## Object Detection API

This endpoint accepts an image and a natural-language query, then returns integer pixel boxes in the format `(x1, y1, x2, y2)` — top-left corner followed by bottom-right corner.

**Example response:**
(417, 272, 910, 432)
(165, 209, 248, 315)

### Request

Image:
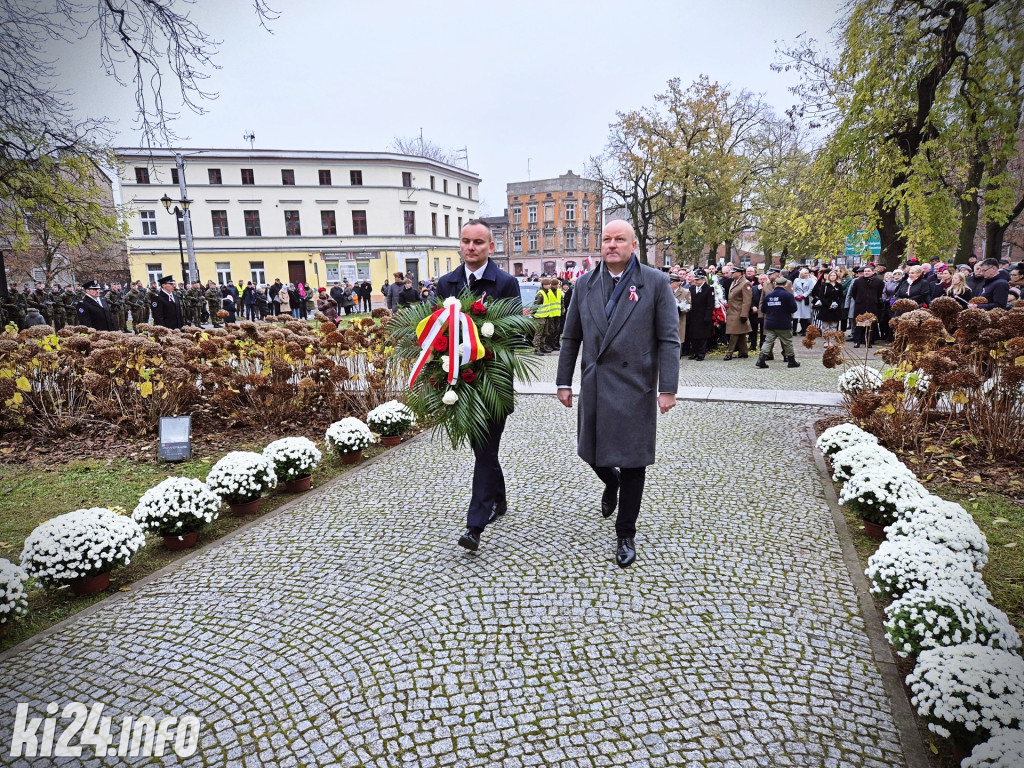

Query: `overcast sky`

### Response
(53, 0, 843, 213)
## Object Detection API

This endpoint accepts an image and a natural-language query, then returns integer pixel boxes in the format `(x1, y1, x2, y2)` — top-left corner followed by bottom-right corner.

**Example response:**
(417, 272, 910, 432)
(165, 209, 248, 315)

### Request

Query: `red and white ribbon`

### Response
(629, 286, 638, 302)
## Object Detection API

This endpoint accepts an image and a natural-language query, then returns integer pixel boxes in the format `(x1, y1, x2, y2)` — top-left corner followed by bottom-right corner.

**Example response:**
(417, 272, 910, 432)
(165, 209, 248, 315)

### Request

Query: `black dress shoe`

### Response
(458, 528, 481, 551)
(487, 500, 507, 524)
(616, 537, 636, 568)
(601, 470, 620, 518)
(723, 355, 733, 361)
(694, 355, 705, 361)
(687, 354, 697, 360)
(738, 353, 749, 359)
(854, 342, 863, 348)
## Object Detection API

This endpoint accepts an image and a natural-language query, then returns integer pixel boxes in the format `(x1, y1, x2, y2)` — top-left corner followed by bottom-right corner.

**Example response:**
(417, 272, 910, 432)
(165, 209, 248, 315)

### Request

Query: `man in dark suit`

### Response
(150, 275, 184, 329)
(686, 269, 715, 360)
(75, 279, 114, 330)
(436, 220, 522, 552)
(849, 265, 884, 347)
(556, 220, 680, 568)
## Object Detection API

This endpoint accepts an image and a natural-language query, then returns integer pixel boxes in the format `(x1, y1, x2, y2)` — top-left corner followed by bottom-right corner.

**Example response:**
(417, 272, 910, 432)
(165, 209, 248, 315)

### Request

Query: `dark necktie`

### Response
(469, 274, 478, 291)
(612, 275, 621, 287)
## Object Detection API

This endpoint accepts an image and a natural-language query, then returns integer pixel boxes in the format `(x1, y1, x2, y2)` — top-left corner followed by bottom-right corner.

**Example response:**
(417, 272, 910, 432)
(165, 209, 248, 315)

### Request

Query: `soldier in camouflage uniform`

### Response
(1, 293, 22, 329)
(104, 283, 127, 332)
(205, 280, 223, 327)
(49, 284, 66, 330)
(125, 281, 146, 331)
(27, 283, 53, 327)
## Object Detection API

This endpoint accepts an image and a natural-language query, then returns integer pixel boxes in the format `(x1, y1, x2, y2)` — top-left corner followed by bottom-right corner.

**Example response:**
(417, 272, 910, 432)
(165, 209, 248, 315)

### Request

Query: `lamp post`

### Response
(160, 194, 192, 283)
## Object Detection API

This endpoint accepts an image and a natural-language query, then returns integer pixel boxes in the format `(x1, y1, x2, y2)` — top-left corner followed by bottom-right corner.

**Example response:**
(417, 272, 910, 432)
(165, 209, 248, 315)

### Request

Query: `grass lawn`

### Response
(0, 439, 386, 653)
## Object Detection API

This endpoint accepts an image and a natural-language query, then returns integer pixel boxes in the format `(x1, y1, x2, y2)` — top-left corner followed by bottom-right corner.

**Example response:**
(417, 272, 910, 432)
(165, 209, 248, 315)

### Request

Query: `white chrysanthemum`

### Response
(963, 730, 1024, 768)
(0, 558, 29, 624)
(830, 442, 901, 483)
(889, 499, 989, 570)
(325, 417, 375, 455)
(442, 389, 458, 405)
(366, 401, 416, 437)
(20, 508, 146, 587)
(443, 297, 460, 308)
(838, 365, 883, 395)
(884, 586, 1020, 658)
(908, 645, 1024, 743)
(205, 451, 277, 505)
(866, 537, 991, 601)
(263, 437, 322, 482)
(132, 477, 221, 536)
(838, 464, 927, 526)
(816, 422, 878, 458)
(481, 322, 495, 338)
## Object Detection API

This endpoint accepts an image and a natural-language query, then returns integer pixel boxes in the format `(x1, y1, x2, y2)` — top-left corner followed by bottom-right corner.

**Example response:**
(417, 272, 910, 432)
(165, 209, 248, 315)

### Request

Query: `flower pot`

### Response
(162, 531, 199, 551)
(340, 450, 363, 465)
(284, 475, 312, 492)
(381, 435, 402, 447)
(71, 571, 110, 596)
(951, 742, 971, 765)
(862, 520, 887, 540)
(229, 498, 261, 517)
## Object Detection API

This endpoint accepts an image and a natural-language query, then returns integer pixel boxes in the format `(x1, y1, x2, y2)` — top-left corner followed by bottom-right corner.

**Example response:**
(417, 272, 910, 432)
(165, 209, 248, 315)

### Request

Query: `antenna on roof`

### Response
(455, 146, 468, 169)
(243, 131, 256, 151)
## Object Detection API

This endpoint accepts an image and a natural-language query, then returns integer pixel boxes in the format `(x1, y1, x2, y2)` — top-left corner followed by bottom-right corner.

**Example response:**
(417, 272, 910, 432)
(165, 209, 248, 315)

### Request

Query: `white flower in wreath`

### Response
(443, 297, 460, 308)
(442, 389, 458, 405)
(441, 357, 450, 373)
(481, 322, 495, 338)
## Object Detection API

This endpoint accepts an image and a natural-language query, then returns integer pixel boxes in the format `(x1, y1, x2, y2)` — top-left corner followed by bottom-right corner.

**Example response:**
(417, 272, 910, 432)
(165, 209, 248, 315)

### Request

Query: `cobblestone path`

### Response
(0, 397, 907, 767)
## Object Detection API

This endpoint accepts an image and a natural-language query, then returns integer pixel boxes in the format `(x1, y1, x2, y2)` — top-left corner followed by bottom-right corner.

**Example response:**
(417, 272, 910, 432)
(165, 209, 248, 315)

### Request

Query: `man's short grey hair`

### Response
(980, 258, 1000, 269)
(462, 219, 492, 240)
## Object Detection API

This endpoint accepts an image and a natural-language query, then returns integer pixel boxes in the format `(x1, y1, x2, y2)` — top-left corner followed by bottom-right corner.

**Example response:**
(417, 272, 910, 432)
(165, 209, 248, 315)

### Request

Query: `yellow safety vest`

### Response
(535, 289, 562, 318)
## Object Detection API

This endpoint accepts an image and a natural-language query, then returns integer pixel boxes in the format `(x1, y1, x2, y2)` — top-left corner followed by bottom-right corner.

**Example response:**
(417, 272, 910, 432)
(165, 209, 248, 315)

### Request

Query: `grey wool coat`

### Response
(556, 262, 680, 468)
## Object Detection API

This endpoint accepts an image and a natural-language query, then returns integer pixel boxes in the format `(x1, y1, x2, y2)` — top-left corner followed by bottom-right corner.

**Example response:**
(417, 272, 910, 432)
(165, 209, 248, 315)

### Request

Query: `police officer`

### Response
(76, 280, 114, 330)
(151, 275, 184, 329)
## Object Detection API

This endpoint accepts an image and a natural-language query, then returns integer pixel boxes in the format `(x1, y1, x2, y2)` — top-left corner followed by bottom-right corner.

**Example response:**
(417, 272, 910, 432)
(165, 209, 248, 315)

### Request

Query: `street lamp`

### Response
(160, 194, 193, 283)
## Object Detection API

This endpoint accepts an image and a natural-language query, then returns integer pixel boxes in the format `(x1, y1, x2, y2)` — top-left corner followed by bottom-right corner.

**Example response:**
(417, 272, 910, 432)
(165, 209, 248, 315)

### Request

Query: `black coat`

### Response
(687, 283, 715, 340)
(814, 281, 845, 322)
(850, 275, 884, 316)
(150, 290, 183, 329)
(896, 278, 932, 308)
(76, 296, 114, 330)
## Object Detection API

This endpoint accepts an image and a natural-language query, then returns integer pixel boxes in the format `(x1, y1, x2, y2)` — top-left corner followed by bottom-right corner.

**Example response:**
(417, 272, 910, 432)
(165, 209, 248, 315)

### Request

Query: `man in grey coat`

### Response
(555, 220, 680, 568)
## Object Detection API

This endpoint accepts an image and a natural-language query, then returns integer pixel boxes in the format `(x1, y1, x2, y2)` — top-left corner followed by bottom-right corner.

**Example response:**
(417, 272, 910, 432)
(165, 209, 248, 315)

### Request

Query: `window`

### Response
(430, 175, 435, 190)
(495, 233, 504, 253)
(544, 203, 554, 225)
(528, 205, 537, 224)
(431, 212, 438, 236)
(528, 233, 538, 252)
(544, 233, 554, 250)
(458, 216, 462, 233)
(281, 169, 295, 185)
(215, 262, 232, 285)
(318, 169, 332, 186)
(434, 257, 440, 277)
(565, 202, 576, 222)
(208, 168, 222, 185)
(171, 168, 179, 184)
(284, 210, 301, 236)
(351, 210, 367, 236)
(566, 232, 576, 250)
(443, 179, 448, 194)
(403, 211, 416, 235)
(350, 170, 363, 186)
(513, 207, 521, 225)
(140, 210, 157, 236)
(244, 210, 261, 237)
(457, 183, 461, 197)
(583, 201, 589, 220)
(402, 172, 412, 187)
(444, 214, 450, 237)
(513, 234, 522, 252)
(321, 210, 337, 236)
(211, 210, 229, 237)
(147, 264, 163, 284)
(468, 186, 473, 200)
(241, 168, 254, 185)
(250, 262, 266, 285)
(134, 167, 150, 184)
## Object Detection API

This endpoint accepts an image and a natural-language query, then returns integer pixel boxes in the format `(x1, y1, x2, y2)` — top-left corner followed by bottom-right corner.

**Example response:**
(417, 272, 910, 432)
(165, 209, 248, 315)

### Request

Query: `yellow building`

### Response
(115, 147, 481, 297)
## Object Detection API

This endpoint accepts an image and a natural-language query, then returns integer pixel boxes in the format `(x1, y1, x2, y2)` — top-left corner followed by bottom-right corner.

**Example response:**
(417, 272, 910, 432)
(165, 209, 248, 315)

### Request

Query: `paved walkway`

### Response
(0, 368, 912, 767)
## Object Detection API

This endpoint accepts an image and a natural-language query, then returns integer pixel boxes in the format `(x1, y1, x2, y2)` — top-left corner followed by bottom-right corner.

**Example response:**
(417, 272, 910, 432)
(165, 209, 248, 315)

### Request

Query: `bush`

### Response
(888, 497, 989, 571)
(20, 508, 146, 587)
(866, 537, 990, 601)
(325, 418, 375, 455)
(131, 477, 222, 536)
(205, 452, 277, 505)
(964, 730, 1024, 768)
(366, 400, 416, 437)
(815, 422, 879, 458)
(0, 559, 29, 626)
(837, 464, 927, 525)
(263, 437, 322, 483)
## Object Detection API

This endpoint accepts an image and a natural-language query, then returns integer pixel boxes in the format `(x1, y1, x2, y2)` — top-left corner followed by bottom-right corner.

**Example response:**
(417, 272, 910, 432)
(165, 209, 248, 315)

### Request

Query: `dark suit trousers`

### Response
(467, 417, 507, 531)
(590, 464, 646, 538)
